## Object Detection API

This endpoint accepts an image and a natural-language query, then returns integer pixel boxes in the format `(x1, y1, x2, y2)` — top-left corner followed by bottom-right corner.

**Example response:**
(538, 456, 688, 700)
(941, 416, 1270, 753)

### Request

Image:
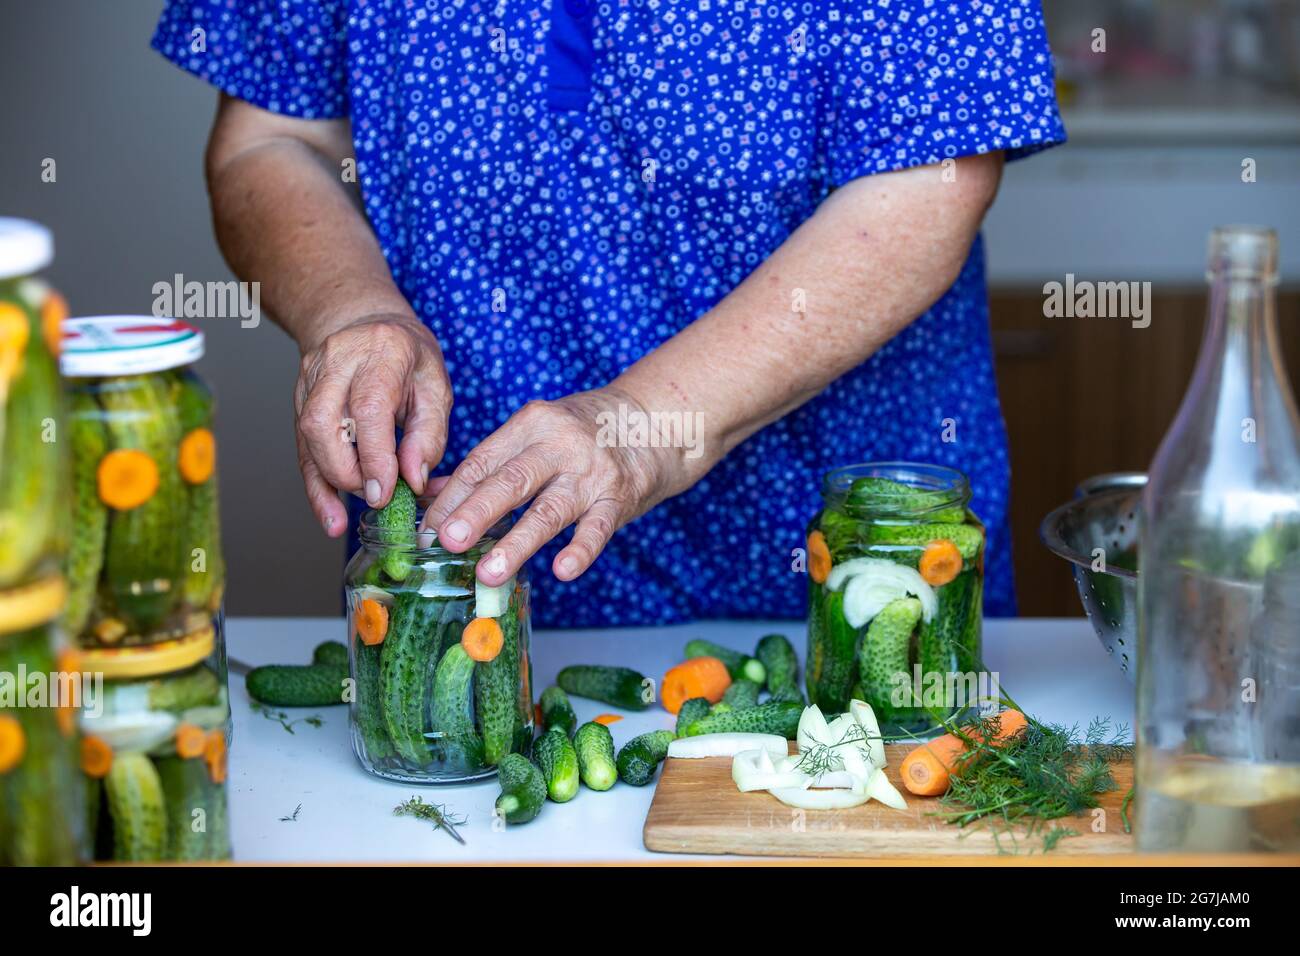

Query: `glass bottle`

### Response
(1137, 226, 1300, 852)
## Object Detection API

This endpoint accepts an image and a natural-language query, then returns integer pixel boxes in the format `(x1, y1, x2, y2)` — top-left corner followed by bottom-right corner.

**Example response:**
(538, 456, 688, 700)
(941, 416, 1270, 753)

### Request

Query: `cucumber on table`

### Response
(674, 697, 711, 737)
(539, 685, 577, 736)
(246, 663, 347, 707)
(532, 727, 580, 802)
(105, 751, 167, 861)
(682, 700, 803, 740)
(375, 479, 417, 582)
(616, 730, 675, 787)
(431, 644, 485, 770)
(557, 664, 650, 711)
(683, 639, 766, 685)
(475, 598, 521, 765)
(495, 753, 546, 825)
(65, 389, 109, 636)
(312, 640, 350, 669)
(574, 721, 617, 791)
(380, 591, 447, 764)
(755, 633, 800, 701)
(713, 678, 761, 713)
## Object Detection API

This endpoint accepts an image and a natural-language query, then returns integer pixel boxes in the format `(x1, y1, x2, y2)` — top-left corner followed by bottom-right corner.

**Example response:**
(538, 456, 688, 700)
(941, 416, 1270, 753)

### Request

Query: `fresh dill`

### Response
(394, 796, 468, 846)
(793, 723, 879, 777)
(251, 701, 324, 734)
(280, 804, 302, 823)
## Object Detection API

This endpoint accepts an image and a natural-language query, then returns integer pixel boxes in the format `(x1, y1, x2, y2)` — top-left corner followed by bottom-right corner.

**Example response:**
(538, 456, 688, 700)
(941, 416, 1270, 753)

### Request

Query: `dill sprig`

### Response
(935, 715, 1132, 853)
(250, 701, 324, 734)
(793, 722, 881, 778)
(394, 796, 468, 846)
(279, 804, 302, 823)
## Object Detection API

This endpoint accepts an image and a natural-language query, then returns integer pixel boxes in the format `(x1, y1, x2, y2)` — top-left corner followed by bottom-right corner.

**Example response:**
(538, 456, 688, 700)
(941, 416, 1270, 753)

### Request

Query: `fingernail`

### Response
(557, 555, 578, 578)
(445, 519, 471, 543)
(323, 515, 335, 533)
(365, 479, 381, 505)
(484, 550, 507, 578)
(420, 462, 430, 486)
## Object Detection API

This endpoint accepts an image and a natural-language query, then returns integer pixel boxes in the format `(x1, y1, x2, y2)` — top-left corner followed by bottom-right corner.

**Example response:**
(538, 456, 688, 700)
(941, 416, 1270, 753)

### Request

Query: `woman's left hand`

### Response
(421, 387, 697, 585)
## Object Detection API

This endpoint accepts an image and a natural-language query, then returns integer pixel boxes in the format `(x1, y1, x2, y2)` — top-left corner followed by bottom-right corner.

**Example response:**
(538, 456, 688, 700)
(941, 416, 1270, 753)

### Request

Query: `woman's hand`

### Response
(294, 312, 452, 536)
(421, 387, 701, 584)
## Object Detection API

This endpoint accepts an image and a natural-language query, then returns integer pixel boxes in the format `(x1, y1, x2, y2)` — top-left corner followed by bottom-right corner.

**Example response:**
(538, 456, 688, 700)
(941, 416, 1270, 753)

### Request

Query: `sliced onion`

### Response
(769, 786, 871, 810)
(849, 699, 887, 770)
(731, 749, 810, 792)
(668, 733, 787, 760)
(864, 767, 909, 811)
(796, 704, 832, 755)
(351, 585, 396, 607)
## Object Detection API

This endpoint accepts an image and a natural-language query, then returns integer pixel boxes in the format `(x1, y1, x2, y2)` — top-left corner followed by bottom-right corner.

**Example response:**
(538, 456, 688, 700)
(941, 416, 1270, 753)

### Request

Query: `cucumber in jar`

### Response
(474, 597, 521, 765)
(156, 755, 218, 861)
(65, 389, 109, 637)
(430, 643, 485, 770)
(174, 372, 224, 613)
(856, 596, 923, 717)
(380, 591, 448, 765)
(104, 750, 167, 862)
(353, 634, 394, 763)
(807, 589, 859, 713)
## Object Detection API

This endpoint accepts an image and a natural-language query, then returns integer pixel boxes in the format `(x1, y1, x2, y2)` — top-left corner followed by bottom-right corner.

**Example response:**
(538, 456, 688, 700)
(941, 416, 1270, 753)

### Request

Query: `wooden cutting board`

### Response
(643, 744, 1135, 858)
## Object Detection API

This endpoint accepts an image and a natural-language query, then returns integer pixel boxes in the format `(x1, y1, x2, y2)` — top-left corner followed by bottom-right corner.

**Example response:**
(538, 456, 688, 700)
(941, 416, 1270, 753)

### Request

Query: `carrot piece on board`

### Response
(178, 427, 216, 484)
(461, 616, 504, 662)
(919, 539, 963, 587)
(96, 448, 159, 510)
(80, 734, 113, 778)
(807, 530, 832, 584)
(0, 715, 26, 774)
(900, 709, 1029, 796)
(355, 598, 389, 646)
(41, 290, 67, 357)
(593, 713, 623, 726)
(175, 723, 207, 759)
(204, 730, 228, 784)
(661, 657, 731, 715)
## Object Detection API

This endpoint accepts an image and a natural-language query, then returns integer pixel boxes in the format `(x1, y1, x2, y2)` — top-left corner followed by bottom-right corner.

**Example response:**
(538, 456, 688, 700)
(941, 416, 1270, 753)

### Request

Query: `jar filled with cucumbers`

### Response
(79, 627, 231, 861)
(59, 316, 225, 650)
(345, 485, 533, 783)
(0, 218, 68, 593)
(805, 462, 985, 735)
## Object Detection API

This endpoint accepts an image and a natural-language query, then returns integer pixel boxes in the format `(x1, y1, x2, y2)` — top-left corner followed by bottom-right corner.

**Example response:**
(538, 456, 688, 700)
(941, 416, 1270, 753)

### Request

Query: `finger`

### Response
(299, 374, 364, 496)
(419, 435, 515, 534)
(347, 371, 401, 508)
(396, 375, 449, 496)
(476, 488, 582, 585)
(553, 498, 622, 580)
(436, 448, 556, 552)
(296, 428, 349, 536)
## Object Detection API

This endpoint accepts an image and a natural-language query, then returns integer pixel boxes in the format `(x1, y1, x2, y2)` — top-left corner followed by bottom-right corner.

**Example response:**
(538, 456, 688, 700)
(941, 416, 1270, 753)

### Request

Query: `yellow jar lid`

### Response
(79, 624, 215, 679)
(0, 574, 67, 636)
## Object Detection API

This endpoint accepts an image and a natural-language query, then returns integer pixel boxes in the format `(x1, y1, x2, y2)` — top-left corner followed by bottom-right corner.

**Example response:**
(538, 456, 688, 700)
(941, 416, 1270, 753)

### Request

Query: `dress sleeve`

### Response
(151, 0, 349, 119)
(828, 0, 1067, 185)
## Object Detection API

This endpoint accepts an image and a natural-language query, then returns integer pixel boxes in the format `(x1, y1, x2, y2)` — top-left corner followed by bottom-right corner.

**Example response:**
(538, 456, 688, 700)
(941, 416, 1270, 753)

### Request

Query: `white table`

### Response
(225, 617, 1134, 862)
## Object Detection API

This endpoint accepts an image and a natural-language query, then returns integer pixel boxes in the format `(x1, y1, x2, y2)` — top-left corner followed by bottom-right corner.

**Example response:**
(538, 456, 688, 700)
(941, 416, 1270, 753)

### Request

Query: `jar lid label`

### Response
(60, 315, 205, 377)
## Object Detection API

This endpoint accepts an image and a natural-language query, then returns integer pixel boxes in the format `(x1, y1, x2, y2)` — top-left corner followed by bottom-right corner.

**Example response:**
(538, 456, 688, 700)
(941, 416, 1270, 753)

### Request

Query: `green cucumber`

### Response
(755, 633, 799, 700)
(495, 753, 546, 825)
(683, 639, 766, 685)
(206, 777, 231, 860)
(574, 721, 617, 791)
(148, 666, 222, 712)
(959, 572, 983, 675)
(808, 589, 859, 713)
(105, 751, 167, 861)
(353, 638, 393, 763)
(380, 591, 447, 764)
(917, 572, 975, 710)
(616, 730, 675, 786)
(246, 663, 347, 707)
(674, 697, 711, 737)
(683, 700, 803, 740)
(845, 477, 967, 523)
(532, 727, 580, 802)
(312, 640, 350, 668)
(156, 755, 219, 861)
(863, 522, 983, 563)
(475, 598, 521, 765)
(431, 643, 484, 769)
(539, 685, 577, 736)
(713, 678, 761, 713)
(557, 665, 650, 711)
(100, 375, 184, 635)
(175, 372, 224, 611)
(375, 479, 417, 582)
(65, 389, 109, 636)
(858, 597, 923, 714)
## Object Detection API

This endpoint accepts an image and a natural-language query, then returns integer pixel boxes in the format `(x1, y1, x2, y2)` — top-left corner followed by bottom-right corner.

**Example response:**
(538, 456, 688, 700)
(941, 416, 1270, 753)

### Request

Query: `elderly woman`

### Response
(154, 0, 1065, 626)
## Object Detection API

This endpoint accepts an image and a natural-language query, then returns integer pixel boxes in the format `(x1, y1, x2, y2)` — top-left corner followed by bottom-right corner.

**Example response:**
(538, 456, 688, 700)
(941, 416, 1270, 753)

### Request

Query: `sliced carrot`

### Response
(461, 616, 504, 662)
(204, 730, 228, 784)
(593, 713, 623, 726)
(900, 709, 1029, 796)
(56, 704, 76, 738)
(80, 734, 113, 778)
(0, 715, 26, 774)
(40, 290, 67, 357)
(96, 448, 159, 510)
(661, 656, 731, 715)
(355, 598, 389, 646)
(175, 723, 207, 759)
(919, 539, 963, 587)
(178, 427, 216, 484)
(534, 703, 544, 727)
(0, 302, 30, 384)
(56, 648, 82, 734)
(807, 529, 832, 584)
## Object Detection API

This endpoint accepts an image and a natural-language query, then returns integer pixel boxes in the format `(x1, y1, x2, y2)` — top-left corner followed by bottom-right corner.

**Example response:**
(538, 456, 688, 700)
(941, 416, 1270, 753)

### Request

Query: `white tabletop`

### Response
(224, 616, 1134, 862)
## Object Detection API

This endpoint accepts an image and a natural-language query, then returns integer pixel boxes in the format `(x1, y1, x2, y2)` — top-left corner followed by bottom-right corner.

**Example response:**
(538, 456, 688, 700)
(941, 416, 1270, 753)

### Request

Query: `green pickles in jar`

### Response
(806, 465, 985, 734)
(346, 483, 533, 783)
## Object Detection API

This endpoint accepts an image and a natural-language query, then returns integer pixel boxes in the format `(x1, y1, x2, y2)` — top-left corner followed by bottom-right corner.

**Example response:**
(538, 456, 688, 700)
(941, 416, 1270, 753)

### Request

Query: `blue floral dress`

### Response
(155, 0, 1067, 627)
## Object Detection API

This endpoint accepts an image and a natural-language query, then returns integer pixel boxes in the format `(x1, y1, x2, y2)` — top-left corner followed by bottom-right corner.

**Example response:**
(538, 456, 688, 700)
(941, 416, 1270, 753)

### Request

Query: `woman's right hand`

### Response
(293, 312, 453, 536)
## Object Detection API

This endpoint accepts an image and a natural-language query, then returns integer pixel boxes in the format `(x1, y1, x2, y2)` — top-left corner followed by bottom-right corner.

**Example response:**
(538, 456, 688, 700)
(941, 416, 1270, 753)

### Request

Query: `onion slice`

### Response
(731, 749, 809, 792)
(668, 733, 788, 760)
(769, 786, 871, 810)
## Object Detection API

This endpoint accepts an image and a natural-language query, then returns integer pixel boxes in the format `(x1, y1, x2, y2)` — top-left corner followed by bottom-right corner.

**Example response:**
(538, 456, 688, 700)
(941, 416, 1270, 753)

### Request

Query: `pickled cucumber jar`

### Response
(79, 627, 232, 860)
(0, 217, 68, 592)
(345, 510, 533, 783)
(59, 316, 225, 649)
(805, 463, 986, 735)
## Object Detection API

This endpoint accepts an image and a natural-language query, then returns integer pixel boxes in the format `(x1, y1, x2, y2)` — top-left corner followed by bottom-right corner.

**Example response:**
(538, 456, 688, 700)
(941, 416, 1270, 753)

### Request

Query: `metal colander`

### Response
(1039, 472, 1146, 682)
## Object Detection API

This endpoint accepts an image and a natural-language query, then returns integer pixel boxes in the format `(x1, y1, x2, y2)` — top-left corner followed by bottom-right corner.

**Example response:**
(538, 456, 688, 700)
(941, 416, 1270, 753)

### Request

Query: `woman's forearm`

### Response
(613, 154, 1005, 489)
(204, 94, 414, 350)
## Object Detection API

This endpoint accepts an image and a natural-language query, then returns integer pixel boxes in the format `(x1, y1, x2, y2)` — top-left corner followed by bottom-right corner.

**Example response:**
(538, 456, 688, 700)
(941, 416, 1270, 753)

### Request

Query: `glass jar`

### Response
(0, 613, 86, 865)
(59, 316, 225, 649)
(345, 511, 533, 783)
(79, 627, 232, 860)
(0, 218, 68, 592)
(806, 462, 986, 735)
